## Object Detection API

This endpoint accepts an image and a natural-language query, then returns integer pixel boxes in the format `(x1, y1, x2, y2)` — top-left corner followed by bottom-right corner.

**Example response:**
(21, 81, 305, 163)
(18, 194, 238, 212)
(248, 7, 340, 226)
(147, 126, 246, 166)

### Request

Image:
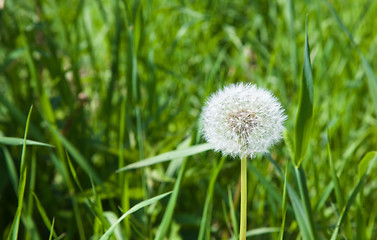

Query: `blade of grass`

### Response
(32, 193, 57, 238)
(119, 94, 131, 237)
(117, 143, 212, 171)
(3, 147, 18, 194)
(313, 182, 334, 213)
(66, 151, 84, 192)
(278, 164, 288, 240)
(48, 217, 55, 240)
(198, 156, 226, 240)
(66, 153, 110, 237)
(103, 212, 125, 240)
(103, 0, 121, 132)
(7, 105, 33, 240)
(100, 191, 172, 240)
(327, 141, 345, 209)
(294, 166, 317, 240)
(228, 186, 239, 239)
(89, 176, 110, 232)
(266, 154, 314, 240)
(25, 147, 37, 240)
(294, 15, 314, 167)
(154, 159, 187, 240)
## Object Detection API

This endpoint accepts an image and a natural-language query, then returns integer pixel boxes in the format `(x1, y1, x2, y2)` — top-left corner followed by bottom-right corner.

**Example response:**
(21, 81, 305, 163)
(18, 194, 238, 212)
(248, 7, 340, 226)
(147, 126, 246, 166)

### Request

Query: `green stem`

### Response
(240, 155, 248, 240)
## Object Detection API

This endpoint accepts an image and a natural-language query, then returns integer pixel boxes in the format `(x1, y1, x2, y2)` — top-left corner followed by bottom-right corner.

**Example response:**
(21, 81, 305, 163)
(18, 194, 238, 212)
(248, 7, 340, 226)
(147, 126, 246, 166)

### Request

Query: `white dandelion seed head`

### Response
(200, 83, 287, 158)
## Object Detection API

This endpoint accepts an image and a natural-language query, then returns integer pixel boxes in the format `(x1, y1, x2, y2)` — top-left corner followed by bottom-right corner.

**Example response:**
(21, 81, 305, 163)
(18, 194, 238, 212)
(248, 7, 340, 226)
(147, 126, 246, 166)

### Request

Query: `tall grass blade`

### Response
(278, 165, 288, 240)
(154, 159, 187, 240)
(66, 152, 84, 192)
(294, 16, 314, 166)
(228, 187, 239, 239)
(25, 148, 37, 240)
(3, 147, 18, 194)
(294, 166, 317, 240)
(100, 191, 172, 240)
(327, 142, 345, 209)
(32, 193, 57, 238)
(198, 156, 226, 240)
(6, 105, 33, 240)
(48, 217, 55, 240)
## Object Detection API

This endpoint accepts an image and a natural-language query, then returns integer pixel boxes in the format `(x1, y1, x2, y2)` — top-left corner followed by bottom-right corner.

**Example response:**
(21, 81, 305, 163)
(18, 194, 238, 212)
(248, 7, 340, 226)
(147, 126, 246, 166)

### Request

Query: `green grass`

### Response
(1, 0, 377, 239)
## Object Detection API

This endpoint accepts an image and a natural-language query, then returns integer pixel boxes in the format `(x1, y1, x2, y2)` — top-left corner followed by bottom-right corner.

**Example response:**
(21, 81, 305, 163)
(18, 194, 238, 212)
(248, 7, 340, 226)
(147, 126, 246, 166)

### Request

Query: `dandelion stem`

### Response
(240, 155, 247, 240)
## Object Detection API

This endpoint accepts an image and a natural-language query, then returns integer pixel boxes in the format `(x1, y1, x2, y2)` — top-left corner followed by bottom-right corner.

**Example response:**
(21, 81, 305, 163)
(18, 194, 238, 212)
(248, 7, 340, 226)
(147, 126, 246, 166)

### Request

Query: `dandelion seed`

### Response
(200, 83, 287, 158)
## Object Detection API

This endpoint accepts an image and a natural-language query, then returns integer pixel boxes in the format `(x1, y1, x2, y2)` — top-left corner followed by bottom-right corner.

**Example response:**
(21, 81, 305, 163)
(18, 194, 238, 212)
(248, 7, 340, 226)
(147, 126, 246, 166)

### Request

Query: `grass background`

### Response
(1, 0, 377, 239)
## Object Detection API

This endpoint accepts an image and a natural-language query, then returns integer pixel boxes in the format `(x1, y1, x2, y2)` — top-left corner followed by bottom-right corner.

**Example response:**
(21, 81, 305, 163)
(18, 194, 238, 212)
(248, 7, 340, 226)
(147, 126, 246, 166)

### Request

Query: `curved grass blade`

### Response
(103, 212, 124, 240)
(0, 137, 54, 147)
(294, 16, 314, 167)
(117, 143, 212, 171)
(33, 193, 57, 238)
(100, 191, 172, 240)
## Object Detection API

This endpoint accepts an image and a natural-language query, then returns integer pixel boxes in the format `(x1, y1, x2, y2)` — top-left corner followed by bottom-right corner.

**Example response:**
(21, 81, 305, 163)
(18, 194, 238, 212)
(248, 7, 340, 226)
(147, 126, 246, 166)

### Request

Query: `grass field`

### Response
(1, 0, 377, 239)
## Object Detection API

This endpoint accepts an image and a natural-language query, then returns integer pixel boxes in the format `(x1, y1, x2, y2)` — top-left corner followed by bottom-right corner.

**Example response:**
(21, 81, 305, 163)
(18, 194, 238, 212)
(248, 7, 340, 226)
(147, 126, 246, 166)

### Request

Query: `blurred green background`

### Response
(1, 0, 377, 239)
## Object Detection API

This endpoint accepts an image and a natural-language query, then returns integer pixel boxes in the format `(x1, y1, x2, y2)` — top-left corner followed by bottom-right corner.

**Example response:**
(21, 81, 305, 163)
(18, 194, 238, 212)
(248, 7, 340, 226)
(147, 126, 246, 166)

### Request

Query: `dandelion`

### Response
(201, 83, 286, 158)
(200, 83, 286, 240)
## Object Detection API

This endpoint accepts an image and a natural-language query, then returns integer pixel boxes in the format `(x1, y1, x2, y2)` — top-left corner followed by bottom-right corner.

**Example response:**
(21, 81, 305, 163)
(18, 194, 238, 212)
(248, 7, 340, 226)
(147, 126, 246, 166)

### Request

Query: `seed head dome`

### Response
(200, 83, 287, 158)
